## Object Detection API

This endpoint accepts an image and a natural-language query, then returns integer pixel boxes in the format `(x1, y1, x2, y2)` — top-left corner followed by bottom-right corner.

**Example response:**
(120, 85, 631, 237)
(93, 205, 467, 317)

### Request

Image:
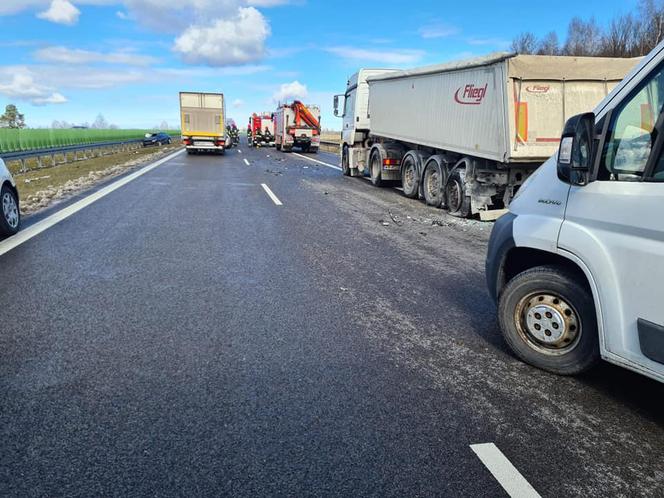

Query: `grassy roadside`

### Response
(13, 143, 182, 215)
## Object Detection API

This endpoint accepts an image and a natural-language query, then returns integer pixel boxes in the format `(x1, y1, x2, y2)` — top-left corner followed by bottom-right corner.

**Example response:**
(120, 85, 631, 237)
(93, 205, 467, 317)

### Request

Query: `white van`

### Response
(0, 158, 20, 238)
(486, 41, 664, 383)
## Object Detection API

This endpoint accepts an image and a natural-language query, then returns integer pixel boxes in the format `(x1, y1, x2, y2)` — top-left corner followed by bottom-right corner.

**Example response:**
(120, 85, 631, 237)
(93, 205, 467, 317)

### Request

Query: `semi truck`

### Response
(274, 101, 321, 153)
(334, 53, 640, 218)
(179, 92, 227, 155)
(486, 40, 664, 383)
(248, 112, 275, 147)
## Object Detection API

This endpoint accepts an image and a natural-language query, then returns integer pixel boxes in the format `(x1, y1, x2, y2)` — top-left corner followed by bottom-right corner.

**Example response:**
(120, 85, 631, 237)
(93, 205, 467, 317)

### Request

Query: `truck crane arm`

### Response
(292, 100, 320, 130)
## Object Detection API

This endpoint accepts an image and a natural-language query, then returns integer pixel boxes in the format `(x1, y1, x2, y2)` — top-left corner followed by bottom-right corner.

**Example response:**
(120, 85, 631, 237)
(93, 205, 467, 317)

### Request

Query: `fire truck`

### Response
(247, 113, 275, 147)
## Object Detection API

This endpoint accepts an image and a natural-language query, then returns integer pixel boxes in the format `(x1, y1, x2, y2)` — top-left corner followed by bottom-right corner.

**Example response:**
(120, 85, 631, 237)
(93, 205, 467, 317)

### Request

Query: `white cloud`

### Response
(34, 92, 68, 105)
(173, 7, 270, 66)
(232, 99, 244, 108)
(34, 46, 159, 66)
(37, 0, 80, 25)
(326, 46, 425, 65)
(418, 22, 459, 39)
(467, 37, 510, 48)
(273, 80, 308, 102)
(0, 72, 67, 105)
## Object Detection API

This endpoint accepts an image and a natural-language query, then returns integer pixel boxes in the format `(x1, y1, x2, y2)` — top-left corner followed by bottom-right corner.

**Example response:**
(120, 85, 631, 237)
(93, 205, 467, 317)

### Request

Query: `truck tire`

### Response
(422, 156, 446, 207)
(369, 149, 384, 187)
(342, 146, 351, 176)
(310, 147, 319, 154)
(276, 143, 282, 151)
(0, 183, 20, 237)
(498, 265, 600, 375)
(446, 167, 471, 218)
(401, 151, 422, 198)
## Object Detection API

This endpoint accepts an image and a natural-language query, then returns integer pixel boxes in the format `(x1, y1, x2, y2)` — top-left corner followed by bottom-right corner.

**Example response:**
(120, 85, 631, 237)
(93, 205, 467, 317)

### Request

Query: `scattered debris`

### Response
(265, 168, 283, 176)
(388, 209, 404, 226)
(24, 175, 51, 184)
(379, 219, 390, 226)
(419, 231, 428, 236)
(340, 287, 349, 292)
(431, 219, 449, 227)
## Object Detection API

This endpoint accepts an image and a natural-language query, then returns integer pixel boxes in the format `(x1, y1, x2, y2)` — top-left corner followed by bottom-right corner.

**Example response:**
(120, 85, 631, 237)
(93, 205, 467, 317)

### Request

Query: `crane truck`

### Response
(274, 101, 321, 153)
(334, 53, 640, 218)
(180, 92, 227, 155)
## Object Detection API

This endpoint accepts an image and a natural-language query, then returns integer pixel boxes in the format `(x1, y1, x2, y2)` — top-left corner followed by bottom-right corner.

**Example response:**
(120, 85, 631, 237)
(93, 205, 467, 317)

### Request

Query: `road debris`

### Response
(389, 210, 404, 226)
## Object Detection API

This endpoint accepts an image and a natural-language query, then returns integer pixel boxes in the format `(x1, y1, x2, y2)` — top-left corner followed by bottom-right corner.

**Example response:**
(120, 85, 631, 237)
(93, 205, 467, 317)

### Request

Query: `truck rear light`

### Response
(383, 158, 400, 167)
(214, 139, 225, 146)
(183, 138, 192, 145)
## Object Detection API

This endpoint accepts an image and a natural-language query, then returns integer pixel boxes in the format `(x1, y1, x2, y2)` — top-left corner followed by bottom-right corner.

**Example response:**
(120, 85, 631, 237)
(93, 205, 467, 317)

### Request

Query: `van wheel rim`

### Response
(2, 192, 19, 229)
(515, 293, 581, 355)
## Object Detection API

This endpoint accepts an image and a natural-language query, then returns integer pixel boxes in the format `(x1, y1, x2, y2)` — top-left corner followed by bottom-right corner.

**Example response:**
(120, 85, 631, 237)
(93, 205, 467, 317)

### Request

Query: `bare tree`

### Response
(537, 32, 560, 55)
(602, 14, 638, 57)
(563, 17, 604, 56)
(511, 32, 538, 54)
(92, 114, 109, 129)
(636, 0, 664, 54)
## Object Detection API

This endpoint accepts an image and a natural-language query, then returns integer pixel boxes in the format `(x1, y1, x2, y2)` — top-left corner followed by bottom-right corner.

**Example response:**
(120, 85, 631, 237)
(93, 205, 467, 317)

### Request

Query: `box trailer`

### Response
(180, 92, 227, 155)
(334, 53, 639, 218)
(274, 101, 321, 153)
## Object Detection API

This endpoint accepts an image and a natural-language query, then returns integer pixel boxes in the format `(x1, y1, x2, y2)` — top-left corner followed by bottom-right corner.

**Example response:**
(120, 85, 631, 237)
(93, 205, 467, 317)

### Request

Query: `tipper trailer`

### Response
(334, 53, 640, 218)
(274, 101, 321, 153)
(180, 92, 228, 154)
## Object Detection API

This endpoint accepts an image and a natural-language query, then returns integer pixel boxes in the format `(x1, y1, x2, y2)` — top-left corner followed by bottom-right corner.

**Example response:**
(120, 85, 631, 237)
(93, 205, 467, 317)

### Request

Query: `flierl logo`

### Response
(454, 83, 488, 105)
(526, 84, 550, 94)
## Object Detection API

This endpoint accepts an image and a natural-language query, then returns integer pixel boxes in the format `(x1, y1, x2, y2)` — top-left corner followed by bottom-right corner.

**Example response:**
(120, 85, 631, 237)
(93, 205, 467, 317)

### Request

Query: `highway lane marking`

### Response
(261, 183, 283, 206)
(243, 158, 250, 166)
(292, 152, 341, 171)
(0, 148, 185, 258)
(238, 149, 242, 153)
(470, 443, 541, 498)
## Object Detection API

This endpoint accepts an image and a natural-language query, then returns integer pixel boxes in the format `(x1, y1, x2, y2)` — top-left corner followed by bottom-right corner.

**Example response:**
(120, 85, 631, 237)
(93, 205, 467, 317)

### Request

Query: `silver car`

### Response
(0, 158, 20, 237)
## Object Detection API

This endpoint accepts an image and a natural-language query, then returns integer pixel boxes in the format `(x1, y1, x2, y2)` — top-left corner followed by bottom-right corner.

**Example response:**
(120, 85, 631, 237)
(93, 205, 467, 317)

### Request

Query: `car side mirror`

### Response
(557, 112, 596, 185)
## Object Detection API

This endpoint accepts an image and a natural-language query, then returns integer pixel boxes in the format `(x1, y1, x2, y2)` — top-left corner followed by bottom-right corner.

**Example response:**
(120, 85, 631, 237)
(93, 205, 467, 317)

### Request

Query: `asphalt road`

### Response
(1, 141, 663, 497)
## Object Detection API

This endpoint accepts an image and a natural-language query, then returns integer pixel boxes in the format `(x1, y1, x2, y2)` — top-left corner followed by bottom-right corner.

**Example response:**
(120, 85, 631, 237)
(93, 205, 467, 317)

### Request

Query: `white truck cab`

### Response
(486, 41, 664, 382)
(0, 157, 20, 238)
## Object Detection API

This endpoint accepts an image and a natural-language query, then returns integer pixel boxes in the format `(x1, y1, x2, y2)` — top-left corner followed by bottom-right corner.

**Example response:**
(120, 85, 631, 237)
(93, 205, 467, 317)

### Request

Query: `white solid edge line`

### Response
(261, 183, 283, 206)
(292, 152, 341, 171)
(244, 158, 250, 166)
(0, 148, 186, 258)
(470, 444, 541, 498)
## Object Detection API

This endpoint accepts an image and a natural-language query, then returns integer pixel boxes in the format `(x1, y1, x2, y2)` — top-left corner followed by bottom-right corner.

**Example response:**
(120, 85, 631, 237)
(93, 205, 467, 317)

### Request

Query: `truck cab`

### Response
(334, 69, 398, 175)
(486, 41, 664, 383)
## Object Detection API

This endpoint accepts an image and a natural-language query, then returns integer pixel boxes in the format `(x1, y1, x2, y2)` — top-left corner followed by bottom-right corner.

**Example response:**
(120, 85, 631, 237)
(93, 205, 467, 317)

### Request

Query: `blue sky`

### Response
(0, 0, 639, 130)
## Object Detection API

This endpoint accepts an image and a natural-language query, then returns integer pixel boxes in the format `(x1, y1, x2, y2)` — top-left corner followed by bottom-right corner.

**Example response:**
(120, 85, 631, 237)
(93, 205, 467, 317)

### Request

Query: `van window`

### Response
(600, 65, 664, 181)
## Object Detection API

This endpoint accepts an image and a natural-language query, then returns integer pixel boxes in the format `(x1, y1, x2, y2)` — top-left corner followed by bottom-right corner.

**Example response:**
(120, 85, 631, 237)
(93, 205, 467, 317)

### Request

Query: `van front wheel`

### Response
(498, 265, 599, 375)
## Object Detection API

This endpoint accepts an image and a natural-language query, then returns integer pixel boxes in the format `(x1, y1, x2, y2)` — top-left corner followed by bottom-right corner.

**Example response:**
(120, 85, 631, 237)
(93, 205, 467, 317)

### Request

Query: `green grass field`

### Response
(0, 129, 181, 153)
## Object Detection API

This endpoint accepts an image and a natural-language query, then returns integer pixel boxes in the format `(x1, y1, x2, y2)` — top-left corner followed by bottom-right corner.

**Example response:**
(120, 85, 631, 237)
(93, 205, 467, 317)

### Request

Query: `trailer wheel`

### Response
(401, 151, 421, 198)
(446, 168, 471, 218)
(498, 265, 600, 375)
(422, 157, 446, 207)
(369, 149, 384, 187)
(276, 143, 282, 151)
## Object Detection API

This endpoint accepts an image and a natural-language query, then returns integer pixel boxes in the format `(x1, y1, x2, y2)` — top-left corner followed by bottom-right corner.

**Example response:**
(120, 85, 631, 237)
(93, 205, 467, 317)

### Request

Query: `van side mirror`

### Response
(557, 112, 596, 185)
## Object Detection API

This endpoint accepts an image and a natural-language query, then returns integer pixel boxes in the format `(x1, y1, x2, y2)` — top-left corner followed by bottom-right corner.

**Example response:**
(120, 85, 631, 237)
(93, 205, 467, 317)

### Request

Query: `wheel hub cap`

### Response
(2, 192, 18, 229)
(517, 293, 580, 353)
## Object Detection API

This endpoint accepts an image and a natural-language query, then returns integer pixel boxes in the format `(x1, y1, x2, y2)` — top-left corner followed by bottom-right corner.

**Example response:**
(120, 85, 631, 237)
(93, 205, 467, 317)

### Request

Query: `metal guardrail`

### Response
(319, 139, 340, 153)
(0, 139, 144, 161)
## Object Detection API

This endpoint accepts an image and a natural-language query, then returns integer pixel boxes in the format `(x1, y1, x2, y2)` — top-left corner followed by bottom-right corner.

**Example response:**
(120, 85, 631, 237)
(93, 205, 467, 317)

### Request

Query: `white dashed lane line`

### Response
(238, 149, 242, 153)
(243, 158, 250, 166)
(292, 152, 341, 171)
(470, 443, 541, 498)
(261, 184, 283, 206)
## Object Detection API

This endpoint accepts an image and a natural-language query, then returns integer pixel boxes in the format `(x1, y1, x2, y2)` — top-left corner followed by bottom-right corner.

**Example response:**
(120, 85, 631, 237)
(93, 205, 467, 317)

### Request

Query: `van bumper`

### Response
(485, 212, 517, 304)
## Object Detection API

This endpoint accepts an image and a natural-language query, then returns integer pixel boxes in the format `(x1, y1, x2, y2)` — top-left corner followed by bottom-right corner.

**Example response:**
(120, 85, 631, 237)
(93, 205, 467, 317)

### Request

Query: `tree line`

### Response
(512, 0, 664, 57)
